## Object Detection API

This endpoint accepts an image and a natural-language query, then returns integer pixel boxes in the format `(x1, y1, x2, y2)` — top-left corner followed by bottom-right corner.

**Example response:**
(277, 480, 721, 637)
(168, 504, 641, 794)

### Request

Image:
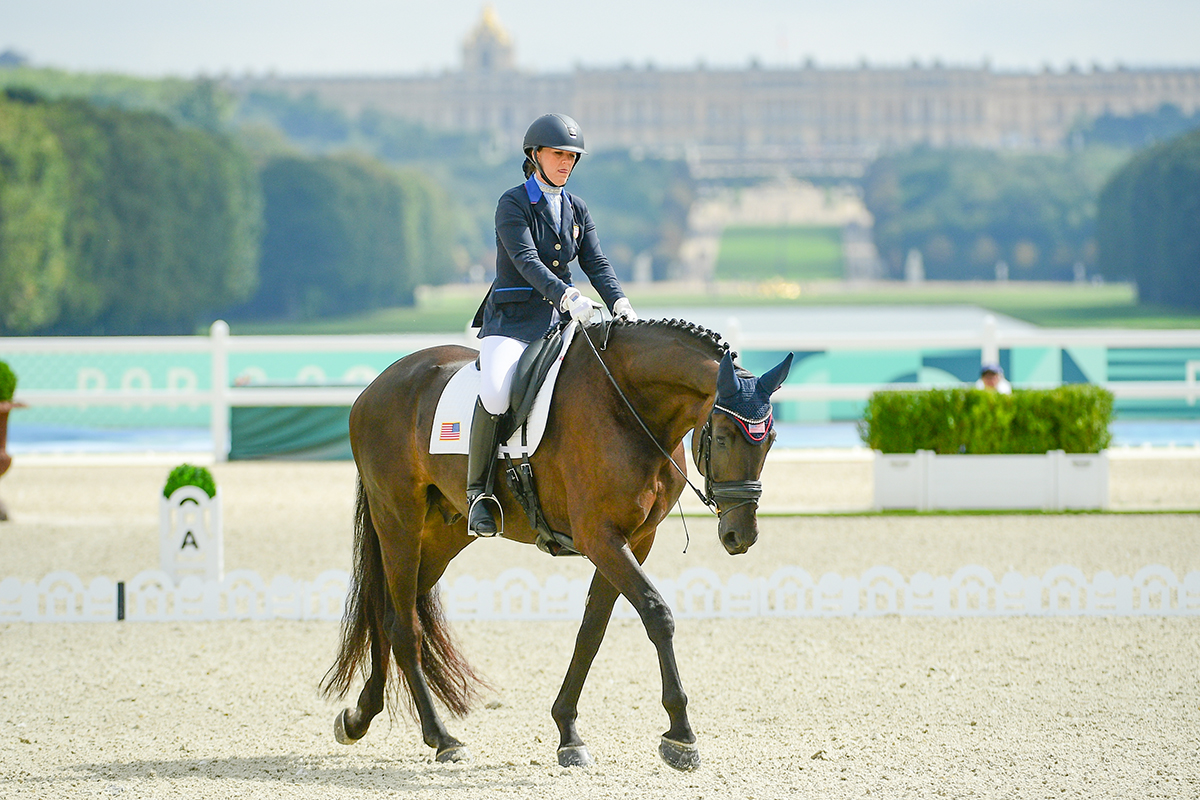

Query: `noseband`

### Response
(695, 409, 765, 518)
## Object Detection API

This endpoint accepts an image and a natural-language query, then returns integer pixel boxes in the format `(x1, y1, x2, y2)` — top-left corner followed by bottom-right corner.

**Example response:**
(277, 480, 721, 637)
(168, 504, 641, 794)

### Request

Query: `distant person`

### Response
(465, 113, 637, 536)
(975, 363, 1012, 394)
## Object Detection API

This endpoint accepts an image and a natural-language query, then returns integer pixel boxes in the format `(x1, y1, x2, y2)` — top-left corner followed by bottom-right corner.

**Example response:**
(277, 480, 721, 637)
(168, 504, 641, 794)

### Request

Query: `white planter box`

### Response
(160, 486, 223, 582)
(874, 450, 1109, 511)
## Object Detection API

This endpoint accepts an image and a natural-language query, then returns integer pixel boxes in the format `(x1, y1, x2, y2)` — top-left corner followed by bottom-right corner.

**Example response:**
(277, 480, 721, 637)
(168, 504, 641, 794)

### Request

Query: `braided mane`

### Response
(612, 317, 732, 360)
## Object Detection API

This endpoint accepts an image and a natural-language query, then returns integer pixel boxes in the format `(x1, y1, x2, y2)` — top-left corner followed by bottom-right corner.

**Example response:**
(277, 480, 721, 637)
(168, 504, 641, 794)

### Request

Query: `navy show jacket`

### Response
(474, 176, 626, 342)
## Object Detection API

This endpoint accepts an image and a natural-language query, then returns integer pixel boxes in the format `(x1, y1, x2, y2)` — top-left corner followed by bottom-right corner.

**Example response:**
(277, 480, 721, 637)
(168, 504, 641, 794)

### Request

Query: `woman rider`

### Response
(466, 113, 638, 536)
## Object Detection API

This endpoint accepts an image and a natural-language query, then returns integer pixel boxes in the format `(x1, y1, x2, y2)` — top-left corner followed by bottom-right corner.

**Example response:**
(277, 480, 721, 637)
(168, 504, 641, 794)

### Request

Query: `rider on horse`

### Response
(467, 113, 638, 537)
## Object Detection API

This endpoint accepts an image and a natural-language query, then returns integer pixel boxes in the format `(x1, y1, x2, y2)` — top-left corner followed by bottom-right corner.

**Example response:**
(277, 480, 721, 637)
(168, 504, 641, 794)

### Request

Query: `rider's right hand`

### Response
(560, 287, 594, 323)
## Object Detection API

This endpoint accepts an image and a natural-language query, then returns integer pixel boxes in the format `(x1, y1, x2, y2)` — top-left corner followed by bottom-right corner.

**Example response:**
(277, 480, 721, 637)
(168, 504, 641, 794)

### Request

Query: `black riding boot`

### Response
(466, 398, 504, 536)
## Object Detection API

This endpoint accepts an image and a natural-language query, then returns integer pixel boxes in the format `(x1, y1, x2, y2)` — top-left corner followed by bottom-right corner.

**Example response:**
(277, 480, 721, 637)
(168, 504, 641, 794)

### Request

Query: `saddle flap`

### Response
(504, 325, 566, 440)
(428, 323, 577, 458)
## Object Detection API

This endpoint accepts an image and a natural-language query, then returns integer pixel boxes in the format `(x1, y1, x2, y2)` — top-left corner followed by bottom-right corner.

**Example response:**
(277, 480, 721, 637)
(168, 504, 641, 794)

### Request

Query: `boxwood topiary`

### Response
(858, 384, 1114, 454)
(163, 463, 217, 499)
(0, 360, 16, 403)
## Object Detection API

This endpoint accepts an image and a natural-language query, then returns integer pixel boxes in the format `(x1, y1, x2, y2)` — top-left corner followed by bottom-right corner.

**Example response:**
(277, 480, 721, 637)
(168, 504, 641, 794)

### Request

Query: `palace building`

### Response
(234, 7, 1200, 177)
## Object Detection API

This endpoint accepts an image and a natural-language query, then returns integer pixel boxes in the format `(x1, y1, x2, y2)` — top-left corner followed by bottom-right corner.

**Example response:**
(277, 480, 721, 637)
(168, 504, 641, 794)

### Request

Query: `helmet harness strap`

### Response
(528, 146, 574, 188)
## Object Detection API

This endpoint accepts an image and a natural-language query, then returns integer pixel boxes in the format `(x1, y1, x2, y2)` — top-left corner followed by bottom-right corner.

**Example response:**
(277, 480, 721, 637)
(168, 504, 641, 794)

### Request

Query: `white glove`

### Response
(613, 297, 638, 322)
(560, 287, 594, 323)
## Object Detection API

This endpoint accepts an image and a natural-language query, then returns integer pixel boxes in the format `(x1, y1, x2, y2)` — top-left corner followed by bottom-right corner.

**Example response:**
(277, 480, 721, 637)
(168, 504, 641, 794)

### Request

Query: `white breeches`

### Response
(478, 335, 530, 415)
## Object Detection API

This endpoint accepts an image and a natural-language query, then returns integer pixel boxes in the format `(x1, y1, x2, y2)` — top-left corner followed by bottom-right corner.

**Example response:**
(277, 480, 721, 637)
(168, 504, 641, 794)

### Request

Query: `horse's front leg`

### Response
(551, 569, 621, 767)
(580, 530, 700, 772)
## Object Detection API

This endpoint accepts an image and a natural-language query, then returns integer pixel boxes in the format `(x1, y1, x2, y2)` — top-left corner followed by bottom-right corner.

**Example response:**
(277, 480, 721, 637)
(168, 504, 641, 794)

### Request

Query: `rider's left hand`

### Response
(613, 298, 638, 322)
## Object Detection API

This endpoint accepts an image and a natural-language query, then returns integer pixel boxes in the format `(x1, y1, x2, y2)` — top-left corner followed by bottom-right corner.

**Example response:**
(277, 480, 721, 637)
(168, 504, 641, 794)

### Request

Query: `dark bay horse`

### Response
(322, 318, 793, 770)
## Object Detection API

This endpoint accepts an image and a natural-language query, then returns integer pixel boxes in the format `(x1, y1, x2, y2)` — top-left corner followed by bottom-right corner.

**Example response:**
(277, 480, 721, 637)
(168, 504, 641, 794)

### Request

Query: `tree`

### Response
(240, 154, 450, 320)
(1096, 129, 1200, 310)
(0, 67, 236, 133)
(571, 151, 694, 280)
(1078, 104, 1200, 149)
(863, 147, 1124, 281)
(230, 90, 695, 281)
(40, 99, 261, 333)
(0, 92, 71, 332)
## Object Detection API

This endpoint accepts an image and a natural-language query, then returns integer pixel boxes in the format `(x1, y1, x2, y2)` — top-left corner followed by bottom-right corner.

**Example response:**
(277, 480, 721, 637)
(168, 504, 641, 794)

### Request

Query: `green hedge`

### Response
(0, 360, 15, 402)
(163, 463, 217, 499)
(857, 385, 1114, 454)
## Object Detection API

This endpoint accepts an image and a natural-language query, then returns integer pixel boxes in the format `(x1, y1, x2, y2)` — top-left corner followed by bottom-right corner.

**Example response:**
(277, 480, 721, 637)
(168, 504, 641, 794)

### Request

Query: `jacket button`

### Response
(552, 260, 559, 266)
(554, 243, 561, 250)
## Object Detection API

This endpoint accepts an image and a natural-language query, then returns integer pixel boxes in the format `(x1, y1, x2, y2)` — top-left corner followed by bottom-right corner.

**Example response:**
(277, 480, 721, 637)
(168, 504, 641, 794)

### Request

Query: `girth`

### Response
(502, 455, 582, 557)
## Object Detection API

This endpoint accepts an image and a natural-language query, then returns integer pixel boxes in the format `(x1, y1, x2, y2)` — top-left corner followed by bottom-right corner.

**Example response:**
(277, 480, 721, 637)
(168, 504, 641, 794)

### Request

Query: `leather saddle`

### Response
(485, 322, 582, 558)
(501, 325, 565, 444)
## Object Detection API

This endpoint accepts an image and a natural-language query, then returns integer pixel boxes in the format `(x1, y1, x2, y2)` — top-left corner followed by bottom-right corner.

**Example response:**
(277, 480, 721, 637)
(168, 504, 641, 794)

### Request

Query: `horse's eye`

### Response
(715, 436, 728, 448)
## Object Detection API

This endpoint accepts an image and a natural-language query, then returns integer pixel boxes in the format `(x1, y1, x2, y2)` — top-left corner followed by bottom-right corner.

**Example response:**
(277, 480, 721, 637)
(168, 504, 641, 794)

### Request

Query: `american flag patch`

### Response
(733, 413, 772, 442)
(440, 422, 461, 441)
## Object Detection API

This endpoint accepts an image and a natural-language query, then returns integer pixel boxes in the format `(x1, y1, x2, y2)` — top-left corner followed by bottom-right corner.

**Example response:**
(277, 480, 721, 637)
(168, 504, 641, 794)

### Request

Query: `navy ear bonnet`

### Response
(714, 352, 794, 443)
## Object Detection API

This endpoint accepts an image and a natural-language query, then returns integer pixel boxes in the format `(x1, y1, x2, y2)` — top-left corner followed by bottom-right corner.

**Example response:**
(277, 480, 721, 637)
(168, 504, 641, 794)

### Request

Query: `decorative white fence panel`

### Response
(3, 565, 1198, 622)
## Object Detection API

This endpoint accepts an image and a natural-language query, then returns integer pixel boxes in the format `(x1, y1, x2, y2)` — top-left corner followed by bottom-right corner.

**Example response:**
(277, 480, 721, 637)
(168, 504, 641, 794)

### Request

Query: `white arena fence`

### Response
(4, 565, 1198, 623)
(4, 319, 1200, 460)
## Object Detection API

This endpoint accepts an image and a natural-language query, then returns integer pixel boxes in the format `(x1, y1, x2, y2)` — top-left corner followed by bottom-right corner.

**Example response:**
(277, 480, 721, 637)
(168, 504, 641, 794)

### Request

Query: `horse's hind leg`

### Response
(377, 497, 476, 762)
(335, 625, 390, 744)
(385, 611, 467, 762)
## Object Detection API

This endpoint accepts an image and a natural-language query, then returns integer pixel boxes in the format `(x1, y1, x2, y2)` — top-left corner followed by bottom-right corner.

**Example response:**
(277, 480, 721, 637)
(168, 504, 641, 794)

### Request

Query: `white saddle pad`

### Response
(428, 323, 577, 458)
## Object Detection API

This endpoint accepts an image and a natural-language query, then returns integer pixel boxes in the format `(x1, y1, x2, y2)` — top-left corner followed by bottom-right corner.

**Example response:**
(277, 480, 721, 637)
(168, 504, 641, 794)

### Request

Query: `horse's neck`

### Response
(607, 333, 717, 446)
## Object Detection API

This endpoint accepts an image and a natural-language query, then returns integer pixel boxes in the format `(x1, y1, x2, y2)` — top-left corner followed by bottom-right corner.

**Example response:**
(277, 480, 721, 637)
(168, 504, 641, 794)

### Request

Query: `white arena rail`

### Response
(5, 318, 1200, 460)
(4, 321, 476, 459)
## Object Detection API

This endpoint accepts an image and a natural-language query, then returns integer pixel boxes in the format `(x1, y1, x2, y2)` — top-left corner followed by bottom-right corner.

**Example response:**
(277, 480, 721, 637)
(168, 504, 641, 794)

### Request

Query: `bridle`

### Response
(694, 410, 766, 518)
(581, 319, 766, 518)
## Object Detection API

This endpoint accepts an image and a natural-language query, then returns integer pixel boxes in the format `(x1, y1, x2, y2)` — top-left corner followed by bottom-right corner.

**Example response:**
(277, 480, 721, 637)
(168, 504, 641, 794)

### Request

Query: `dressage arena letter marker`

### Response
(159, 486, 224, 584)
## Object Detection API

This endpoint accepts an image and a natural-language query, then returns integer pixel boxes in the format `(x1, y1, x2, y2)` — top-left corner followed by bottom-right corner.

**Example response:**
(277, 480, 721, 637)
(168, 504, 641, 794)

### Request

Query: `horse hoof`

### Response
(557, 744, 594, 768)
(334, 709, 361, 745)
(436, 744, 471, 763)
(659, 736, 700, 771)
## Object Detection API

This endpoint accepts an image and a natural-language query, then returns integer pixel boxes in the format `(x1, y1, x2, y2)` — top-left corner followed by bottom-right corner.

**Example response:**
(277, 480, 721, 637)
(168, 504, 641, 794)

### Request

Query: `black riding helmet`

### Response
(522, 113, 586, 182)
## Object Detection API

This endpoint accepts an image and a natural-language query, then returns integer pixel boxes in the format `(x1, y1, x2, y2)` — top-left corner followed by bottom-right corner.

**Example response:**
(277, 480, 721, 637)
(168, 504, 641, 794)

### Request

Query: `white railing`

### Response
(6, 321, 476, 459)
(6, 318, 1200, 460)
(726, 315, 1200, 405)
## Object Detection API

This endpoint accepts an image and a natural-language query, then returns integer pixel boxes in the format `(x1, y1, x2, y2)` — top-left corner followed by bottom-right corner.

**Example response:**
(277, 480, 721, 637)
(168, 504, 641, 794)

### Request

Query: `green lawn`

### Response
(228, 302, 479, 335)
(714, 226, 843, 281)
(224, 280, 1200, 335)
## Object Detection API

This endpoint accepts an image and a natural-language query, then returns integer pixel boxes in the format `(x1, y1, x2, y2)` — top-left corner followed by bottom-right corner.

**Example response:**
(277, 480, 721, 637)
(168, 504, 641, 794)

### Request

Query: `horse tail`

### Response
(416, 583, 486, 718)
(321, 476, 390, 701)
(322, 478, 485, 718)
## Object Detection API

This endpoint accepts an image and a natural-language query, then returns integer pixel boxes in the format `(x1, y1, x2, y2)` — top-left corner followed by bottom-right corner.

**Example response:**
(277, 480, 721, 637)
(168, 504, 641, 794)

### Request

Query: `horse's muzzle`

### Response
(718, 507, 759, 555)
(712, 479, 762, 555)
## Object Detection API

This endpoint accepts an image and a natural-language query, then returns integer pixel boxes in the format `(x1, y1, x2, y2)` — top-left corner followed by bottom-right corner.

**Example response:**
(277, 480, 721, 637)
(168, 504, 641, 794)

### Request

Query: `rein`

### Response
(579, 320, 764, 519)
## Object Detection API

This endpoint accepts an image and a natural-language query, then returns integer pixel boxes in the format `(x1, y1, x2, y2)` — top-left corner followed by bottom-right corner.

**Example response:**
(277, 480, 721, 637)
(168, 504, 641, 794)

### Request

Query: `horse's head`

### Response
(696, 351, 794, 555)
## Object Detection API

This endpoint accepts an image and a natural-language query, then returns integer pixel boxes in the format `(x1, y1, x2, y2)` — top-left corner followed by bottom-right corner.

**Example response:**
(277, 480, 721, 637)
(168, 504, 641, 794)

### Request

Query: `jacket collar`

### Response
(524, 176, 573, 238)
(523, 175, 544, 204)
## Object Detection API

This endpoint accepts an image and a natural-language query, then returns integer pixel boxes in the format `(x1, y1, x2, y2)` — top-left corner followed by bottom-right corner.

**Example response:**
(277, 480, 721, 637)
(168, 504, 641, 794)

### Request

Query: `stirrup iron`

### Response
(467, 493, 503, 537)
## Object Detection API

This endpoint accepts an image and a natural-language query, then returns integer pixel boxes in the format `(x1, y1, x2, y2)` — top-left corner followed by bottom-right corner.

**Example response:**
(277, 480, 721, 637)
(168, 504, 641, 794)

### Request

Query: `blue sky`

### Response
(4, 0, 1199, 78)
